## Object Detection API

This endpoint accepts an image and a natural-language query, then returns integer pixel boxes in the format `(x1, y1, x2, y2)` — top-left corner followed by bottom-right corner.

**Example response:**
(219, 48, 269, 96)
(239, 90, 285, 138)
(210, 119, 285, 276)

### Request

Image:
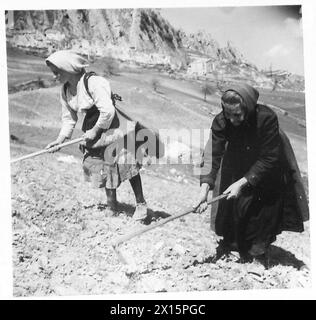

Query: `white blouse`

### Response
(58, 74, 115, 139)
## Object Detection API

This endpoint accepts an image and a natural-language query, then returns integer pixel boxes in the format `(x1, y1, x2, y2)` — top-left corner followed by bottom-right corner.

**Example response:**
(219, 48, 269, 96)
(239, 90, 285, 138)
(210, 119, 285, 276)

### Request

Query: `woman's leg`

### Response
(105, 188, 118, 211)
(129, 174, 148, 220)
(129, 173, 146, 204)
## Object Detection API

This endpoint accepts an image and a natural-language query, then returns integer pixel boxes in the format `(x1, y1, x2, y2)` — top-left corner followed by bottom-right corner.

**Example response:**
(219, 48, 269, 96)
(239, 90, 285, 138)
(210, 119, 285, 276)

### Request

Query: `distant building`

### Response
(263, 69, 290, 79)
(187, 57, 215, 76)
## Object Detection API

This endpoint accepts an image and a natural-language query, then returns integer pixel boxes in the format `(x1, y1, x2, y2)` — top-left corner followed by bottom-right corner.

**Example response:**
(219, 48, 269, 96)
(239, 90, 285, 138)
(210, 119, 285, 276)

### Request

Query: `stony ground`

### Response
(8, 47, 311, 297)
(10, 145, 311, 297)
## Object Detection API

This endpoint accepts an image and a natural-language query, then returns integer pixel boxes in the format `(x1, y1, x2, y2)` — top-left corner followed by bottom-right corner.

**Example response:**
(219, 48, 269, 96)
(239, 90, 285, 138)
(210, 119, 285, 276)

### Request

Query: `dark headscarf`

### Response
(223, 83, 259, 121)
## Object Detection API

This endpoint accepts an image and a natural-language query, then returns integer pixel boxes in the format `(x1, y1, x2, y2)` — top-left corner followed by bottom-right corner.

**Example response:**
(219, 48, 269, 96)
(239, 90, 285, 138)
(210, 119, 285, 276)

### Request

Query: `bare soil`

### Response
(8, 48, 311, 297)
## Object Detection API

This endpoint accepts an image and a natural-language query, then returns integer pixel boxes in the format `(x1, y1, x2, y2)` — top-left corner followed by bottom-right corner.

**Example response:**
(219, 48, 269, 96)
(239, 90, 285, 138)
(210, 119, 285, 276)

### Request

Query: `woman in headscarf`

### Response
(45, 50, 149, 220)
(195, 83, 308, 265)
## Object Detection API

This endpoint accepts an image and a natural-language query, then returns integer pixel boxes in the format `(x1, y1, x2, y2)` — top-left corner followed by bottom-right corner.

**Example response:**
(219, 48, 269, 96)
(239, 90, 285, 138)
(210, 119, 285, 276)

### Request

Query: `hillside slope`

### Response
(8, 49, 311, 296)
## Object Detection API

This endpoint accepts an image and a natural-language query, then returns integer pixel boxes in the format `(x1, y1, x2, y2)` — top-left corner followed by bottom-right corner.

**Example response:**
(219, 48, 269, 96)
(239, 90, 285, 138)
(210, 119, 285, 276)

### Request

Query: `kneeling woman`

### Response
(45, 50, 149, 221)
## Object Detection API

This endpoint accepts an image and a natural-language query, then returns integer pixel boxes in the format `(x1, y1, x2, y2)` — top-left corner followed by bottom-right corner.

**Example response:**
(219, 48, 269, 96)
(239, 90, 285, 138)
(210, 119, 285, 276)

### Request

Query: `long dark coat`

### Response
(200, 84, 308, 253)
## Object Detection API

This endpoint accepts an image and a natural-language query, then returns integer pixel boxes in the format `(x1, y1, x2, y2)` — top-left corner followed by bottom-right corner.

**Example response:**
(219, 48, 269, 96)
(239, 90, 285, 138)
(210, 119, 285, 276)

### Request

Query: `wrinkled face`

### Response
(48, 63, 71, 84)
(223, 103, 246, 127)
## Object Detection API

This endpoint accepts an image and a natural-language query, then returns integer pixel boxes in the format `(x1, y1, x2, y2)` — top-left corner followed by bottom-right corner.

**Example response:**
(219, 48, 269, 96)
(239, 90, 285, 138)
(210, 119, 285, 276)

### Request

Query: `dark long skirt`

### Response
(215, 184, 284, 255)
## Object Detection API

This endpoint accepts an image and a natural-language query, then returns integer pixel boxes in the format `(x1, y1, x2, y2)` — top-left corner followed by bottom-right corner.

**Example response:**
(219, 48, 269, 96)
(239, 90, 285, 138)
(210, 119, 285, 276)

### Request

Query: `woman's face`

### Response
(48, 64, 71, 84)
(223, 103, 246, 127)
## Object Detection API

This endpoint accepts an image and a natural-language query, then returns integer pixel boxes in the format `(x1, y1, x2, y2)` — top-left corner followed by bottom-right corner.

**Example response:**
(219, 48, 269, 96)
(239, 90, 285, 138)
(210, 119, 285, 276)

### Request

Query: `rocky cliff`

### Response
(5, 9, 251, 68)
(180, 30, 246, 64)
(6, 9, 187, 68)
(5, 9, 304, 90)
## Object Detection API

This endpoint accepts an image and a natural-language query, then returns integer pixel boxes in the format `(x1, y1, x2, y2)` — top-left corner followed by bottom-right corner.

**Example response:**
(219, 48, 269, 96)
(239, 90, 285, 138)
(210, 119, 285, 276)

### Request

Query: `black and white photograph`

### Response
(1, 0, 316, 299)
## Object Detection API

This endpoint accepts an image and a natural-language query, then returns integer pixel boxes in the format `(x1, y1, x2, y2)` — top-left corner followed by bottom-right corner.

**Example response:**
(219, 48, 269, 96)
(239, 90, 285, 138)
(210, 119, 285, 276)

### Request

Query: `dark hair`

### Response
(221, 90, 247, 114)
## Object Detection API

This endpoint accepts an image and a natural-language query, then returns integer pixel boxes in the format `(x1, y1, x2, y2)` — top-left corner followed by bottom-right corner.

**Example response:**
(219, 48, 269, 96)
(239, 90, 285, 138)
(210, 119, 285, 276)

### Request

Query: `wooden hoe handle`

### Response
(112, 193, 227, 248)
(11, 137, 84, 164)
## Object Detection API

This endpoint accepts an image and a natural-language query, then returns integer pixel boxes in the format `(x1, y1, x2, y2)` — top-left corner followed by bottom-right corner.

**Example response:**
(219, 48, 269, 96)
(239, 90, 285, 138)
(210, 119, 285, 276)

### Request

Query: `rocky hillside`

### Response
(180, 30, 246, 64)
(5, 9, 304, 90)
(6, 9, 187, 68)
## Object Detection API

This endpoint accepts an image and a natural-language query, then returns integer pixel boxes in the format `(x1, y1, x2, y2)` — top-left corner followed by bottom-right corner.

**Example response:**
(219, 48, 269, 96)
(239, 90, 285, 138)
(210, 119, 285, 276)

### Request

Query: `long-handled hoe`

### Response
(10, 137, 84, 164)
(11, 140, 227, 268)
(111, 194, 228, 265)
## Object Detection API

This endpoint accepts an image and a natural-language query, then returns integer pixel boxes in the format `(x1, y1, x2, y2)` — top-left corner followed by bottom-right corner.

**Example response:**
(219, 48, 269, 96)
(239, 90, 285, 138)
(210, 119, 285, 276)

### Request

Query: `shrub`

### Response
(103, 57, 120, 76)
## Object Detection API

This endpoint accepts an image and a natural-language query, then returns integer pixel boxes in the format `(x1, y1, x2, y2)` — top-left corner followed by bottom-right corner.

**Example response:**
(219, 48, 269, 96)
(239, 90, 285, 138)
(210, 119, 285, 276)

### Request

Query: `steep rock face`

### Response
(180, 30, 245, 63)
(5, 9, 304, 90)
(6, 9, 186, 68)
(180, 30, 221, 58)
(219, 41, 245, 63)
(6, 9, 252, 68)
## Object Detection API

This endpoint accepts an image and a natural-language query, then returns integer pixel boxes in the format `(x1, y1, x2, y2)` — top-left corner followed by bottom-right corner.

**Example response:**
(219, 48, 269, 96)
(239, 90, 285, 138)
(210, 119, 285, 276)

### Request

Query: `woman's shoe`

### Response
(248, 243, 266, 257)
(133, 202, 148, 221)
(237, 253, 254, 264)
(211, 240, 231, 262)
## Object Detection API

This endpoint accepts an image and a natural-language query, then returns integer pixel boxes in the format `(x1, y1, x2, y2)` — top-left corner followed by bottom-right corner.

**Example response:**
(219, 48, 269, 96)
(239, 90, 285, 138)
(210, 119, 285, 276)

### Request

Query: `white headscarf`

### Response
(46, 50, 89, 74)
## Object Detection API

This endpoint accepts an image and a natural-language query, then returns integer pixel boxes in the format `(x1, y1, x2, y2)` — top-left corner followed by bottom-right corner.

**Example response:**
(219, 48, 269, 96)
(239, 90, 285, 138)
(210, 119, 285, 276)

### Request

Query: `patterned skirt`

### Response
(82, 146, 141, 189)
(81, 105, 142, 189)
(81, 104, 162, 189)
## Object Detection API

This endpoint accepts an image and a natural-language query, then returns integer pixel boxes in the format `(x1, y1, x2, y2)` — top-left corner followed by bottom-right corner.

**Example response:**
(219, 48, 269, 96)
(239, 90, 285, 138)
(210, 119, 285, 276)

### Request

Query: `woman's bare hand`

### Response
(223, 177, 248, 199)
(193, 183, 211, 213)
(83, 128, 98, 142)
(45, 136, 66, 153)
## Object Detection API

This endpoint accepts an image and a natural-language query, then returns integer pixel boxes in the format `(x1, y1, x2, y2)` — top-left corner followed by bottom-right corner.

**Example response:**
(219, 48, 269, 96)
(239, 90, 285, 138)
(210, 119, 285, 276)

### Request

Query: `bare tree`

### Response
(272, 77, 279, 92)
(201, 80, 215, 101)
(151, 78, 161, 93)
(268, 63, 279, 92)
(213, 70, 225, 93)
